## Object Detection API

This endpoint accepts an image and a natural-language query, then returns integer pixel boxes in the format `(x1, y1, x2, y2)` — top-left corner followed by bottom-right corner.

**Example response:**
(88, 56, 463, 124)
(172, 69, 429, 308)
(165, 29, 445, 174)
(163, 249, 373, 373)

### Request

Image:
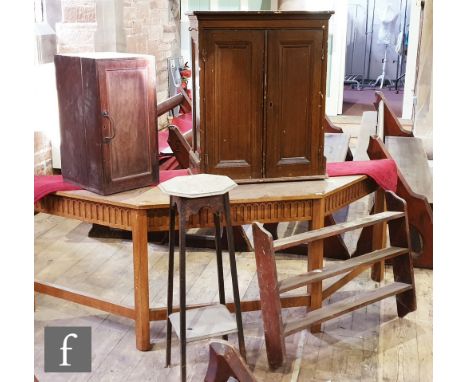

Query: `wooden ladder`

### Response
(252, 191, 417, 369)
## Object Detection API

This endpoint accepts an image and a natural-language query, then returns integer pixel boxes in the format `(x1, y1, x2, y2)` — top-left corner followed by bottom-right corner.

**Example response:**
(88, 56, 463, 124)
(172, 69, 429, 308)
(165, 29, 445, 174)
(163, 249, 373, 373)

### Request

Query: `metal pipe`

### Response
(366, 0, 377, 82)
(363, 0, 370, 79)
(396, 0, 409, 92)
(394, 0, 404, 90)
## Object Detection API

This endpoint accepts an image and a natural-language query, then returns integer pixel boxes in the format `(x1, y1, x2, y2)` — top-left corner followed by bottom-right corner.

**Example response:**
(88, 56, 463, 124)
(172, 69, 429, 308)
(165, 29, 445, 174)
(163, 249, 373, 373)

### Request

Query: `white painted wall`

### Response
(296, 0, 348, 116)
(402, 0, 422, 119)
(32, 63, 61, 168)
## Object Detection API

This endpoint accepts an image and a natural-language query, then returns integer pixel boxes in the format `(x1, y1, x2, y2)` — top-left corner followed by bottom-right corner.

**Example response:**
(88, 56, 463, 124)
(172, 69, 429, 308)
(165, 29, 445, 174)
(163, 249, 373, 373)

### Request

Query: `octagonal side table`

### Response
(159, 174, 246, 382)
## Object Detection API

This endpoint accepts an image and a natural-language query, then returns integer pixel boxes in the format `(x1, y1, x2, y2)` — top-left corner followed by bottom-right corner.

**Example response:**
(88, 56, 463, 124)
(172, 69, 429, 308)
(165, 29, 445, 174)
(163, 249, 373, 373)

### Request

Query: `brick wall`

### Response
(118, 0, 181, 110)
(34, 132, 53, 175)
(56, 0, 98, 53)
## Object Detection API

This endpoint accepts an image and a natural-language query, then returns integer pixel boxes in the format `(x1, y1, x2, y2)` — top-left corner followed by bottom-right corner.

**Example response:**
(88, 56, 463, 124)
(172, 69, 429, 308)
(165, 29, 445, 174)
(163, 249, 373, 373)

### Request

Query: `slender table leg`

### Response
(214, 212, 229, 342)
(223, 194, 246, 360)
(371, 189, 387, 282)
(308, 199, 325, 333)
(214, 212, 226, 306)
(179, 208, 187, 382)
(166, 201, 176, 366)
(131, 209, 151, 351)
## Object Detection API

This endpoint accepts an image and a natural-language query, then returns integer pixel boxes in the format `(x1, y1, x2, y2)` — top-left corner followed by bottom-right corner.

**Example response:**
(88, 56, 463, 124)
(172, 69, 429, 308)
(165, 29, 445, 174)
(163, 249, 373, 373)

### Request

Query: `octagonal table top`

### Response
(158, 174, 237, 198)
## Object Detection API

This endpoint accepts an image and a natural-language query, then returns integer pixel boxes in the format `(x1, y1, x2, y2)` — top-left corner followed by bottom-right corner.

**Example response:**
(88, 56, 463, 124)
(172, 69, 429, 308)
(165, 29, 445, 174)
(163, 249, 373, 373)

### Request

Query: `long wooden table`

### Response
(34, 175, 379, 351)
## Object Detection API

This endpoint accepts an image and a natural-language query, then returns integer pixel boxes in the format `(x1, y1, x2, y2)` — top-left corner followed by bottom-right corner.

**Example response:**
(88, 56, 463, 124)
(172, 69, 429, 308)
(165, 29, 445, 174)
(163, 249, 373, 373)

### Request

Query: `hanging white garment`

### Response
(378, 4, 399, 45)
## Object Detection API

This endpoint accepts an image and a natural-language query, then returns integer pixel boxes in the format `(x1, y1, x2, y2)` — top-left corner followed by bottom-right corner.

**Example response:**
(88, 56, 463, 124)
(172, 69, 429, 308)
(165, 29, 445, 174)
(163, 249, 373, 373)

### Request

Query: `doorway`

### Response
(342, 0, 411, 117)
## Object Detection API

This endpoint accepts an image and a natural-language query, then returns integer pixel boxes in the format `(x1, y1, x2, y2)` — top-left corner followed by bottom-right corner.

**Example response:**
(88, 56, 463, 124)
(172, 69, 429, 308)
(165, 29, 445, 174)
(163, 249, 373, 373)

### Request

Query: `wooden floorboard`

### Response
(34, 214, 432, 381)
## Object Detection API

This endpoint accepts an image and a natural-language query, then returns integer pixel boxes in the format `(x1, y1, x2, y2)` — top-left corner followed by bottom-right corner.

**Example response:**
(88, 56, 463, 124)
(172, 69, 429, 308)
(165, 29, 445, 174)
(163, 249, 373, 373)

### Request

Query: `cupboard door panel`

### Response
(204, 30, 264, 179)
(98, 60, 158, 191)
(265, 29, 324, 178)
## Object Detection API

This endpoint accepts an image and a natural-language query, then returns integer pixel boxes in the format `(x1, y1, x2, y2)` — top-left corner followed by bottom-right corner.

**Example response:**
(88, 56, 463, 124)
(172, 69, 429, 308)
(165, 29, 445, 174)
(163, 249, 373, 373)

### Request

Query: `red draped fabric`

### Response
(326, 159, 397, 192)
(34, 169, 190, 203)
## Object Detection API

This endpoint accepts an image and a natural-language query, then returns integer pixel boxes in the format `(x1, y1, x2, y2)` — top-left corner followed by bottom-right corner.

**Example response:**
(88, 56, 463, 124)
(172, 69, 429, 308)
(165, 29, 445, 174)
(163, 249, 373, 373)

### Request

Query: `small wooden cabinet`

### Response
(55, 53, 159, 194)
(188, 11, 333, 181)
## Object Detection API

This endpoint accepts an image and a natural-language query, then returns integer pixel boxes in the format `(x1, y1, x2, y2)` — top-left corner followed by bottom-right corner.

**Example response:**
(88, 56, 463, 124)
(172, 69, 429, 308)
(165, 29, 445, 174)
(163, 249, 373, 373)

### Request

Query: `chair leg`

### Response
(214, 212, 228, 341)
(179, 212, 187, 382)
(166, 201, 176, 367)
(223, 194, 246, 360)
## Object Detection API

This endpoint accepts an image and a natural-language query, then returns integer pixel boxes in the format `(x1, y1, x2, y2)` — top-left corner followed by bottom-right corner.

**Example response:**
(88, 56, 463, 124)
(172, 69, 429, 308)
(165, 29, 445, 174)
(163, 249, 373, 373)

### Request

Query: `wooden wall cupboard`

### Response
(187, 11, 333, 182)
(55, 53, 159, 195)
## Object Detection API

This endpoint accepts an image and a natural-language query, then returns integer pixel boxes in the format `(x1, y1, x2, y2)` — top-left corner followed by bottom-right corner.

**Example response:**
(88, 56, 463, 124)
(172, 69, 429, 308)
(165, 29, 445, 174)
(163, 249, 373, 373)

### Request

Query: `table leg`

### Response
(131, 209, 151, 351)
(308, 199, 325, 333)
(371, 189, 387, 282)
(223, 194, 246, 360)
(179, 208, 187, 382)
(166, 201, 176, 366)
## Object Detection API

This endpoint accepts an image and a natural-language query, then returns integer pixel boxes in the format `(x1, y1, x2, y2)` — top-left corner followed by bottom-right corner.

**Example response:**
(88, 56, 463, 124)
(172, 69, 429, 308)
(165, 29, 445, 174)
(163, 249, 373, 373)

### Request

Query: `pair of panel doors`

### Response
(202, 28, 326, 180)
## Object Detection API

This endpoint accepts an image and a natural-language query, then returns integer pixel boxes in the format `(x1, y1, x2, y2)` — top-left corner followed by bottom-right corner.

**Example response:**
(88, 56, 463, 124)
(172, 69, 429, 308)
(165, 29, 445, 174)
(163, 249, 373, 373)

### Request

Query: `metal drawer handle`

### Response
(102, 111, 116, 142)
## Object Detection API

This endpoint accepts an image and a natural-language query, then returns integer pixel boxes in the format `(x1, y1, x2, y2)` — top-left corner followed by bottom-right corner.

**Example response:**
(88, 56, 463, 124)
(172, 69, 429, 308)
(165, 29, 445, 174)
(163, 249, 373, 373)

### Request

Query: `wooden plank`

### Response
(273, 211, 404, 251)
(322, 265, 368, 300)
(354, 111, 377, 160)
(260, 216, 351, 261)
(324, 133, 351, 163)
(385, 136, 433, 203)
(283, 282, 413, 336)
(252, 222, 287, 369)
(324, 115, 354, 162)
(169, 304, 238, 343)
(370, 188, 387, 282)
(156, 93, 184, 116)
(278, 246, 408, 293)
(167, 125, 194, 168)
(34, 281, 135, 319)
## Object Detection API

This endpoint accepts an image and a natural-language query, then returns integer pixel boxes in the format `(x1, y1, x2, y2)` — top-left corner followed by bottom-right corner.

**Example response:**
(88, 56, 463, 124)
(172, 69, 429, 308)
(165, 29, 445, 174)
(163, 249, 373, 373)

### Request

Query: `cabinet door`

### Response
(204, 30, 264, 179)
(97, 59, 158, 193)
(265, 29, 325, 178)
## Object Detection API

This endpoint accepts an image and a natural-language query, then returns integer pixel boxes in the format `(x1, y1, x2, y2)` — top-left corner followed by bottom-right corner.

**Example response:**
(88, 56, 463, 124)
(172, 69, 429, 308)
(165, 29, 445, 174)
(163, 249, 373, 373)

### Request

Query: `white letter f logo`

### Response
(60, 333, 78, 366)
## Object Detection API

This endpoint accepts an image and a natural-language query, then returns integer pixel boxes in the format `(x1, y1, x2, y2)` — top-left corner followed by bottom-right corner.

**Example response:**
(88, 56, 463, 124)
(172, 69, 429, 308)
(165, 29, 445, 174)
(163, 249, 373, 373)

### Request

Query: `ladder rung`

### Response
(278, 246, 408, 293)
(273, 211, 405, 251)
(283, 282, 412, 336)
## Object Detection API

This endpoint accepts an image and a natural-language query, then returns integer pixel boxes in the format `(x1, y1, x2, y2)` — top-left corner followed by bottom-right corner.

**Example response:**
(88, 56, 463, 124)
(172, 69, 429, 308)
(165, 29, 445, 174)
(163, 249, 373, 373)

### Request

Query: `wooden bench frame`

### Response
(374, 91, 414, 137)
(324, 116, 353, 161)
(354, 92, 432, 269)
(366, 136, 433, 268)
(156, 87, 192, 117)
(252, 191, 416, 369)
